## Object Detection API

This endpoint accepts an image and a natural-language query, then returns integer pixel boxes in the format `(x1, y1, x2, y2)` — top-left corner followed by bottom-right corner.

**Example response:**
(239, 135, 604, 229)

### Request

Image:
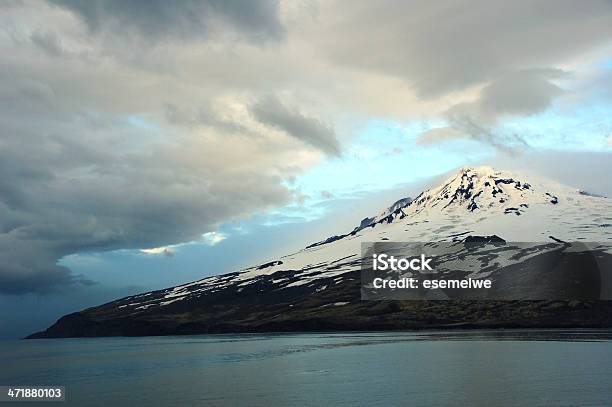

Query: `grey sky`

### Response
(48, 0, 285, 42)
(0, 0, 611, 301)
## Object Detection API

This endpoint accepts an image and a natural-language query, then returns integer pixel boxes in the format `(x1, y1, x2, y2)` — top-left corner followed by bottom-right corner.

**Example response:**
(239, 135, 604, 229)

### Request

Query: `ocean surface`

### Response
(1, 330, 611, 406)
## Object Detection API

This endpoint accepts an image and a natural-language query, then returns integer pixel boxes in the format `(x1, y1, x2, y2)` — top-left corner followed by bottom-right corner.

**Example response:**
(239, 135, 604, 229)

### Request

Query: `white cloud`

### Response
(140, 247, 173, 257)
(201, 232, 228, 246)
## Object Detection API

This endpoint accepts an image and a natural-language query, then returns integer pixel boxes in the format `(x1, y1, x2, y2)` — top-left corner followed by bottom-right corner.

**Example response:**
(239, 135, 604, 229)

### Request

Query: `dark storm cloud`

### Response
(0, 75, 294, 294)
(48, 0, 285, 42)
(251, 96, 341, 156)
(320, 0, 612, 98)
(0, 134, 293, 293)
(0, 237, 96, 294)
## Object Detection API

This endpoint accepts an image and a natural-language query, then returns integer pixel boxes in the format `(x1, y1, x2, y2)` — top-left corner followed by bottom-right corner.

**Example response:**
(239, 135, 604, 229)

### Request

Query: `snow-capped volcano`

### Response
(309, 165, 566, 248)
(412, 166, 548, 213)
(29, 167, 612, 338)
(313, 165, 609, 246)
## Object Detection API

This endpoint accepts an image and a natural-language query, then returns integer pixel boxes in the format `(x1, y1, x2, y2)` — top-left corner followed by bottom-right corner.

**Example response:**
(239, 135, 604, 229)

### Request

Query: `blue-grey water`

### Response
(1, 330, 611, 406)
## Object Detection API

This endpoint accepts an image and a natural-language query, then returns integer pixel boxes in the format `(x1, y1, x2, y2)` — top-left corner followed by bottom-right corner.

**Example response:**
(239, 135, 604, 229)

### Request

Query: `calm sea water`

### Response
(1, 330, 611, 406)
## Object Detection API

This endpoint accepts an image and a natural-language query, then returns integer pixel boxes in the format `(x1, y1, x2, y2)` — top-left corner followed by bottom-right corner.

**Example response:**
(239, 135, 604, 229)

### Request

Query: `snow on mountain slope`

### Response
(111, 166, 612, 311)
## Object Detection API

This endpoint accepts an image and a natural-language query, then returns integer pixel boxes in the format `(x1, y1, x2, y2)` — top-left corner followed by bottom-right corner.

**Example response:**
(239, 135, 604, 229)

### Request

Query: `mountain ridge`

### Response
(28, 166, 612, 338)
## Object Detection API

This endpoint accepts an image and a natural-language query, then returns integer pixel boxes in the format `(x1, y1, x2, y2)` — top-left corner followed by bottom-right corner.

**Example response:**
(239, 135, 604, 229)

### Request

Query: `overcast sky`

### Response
(1, 0, 611, 338)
